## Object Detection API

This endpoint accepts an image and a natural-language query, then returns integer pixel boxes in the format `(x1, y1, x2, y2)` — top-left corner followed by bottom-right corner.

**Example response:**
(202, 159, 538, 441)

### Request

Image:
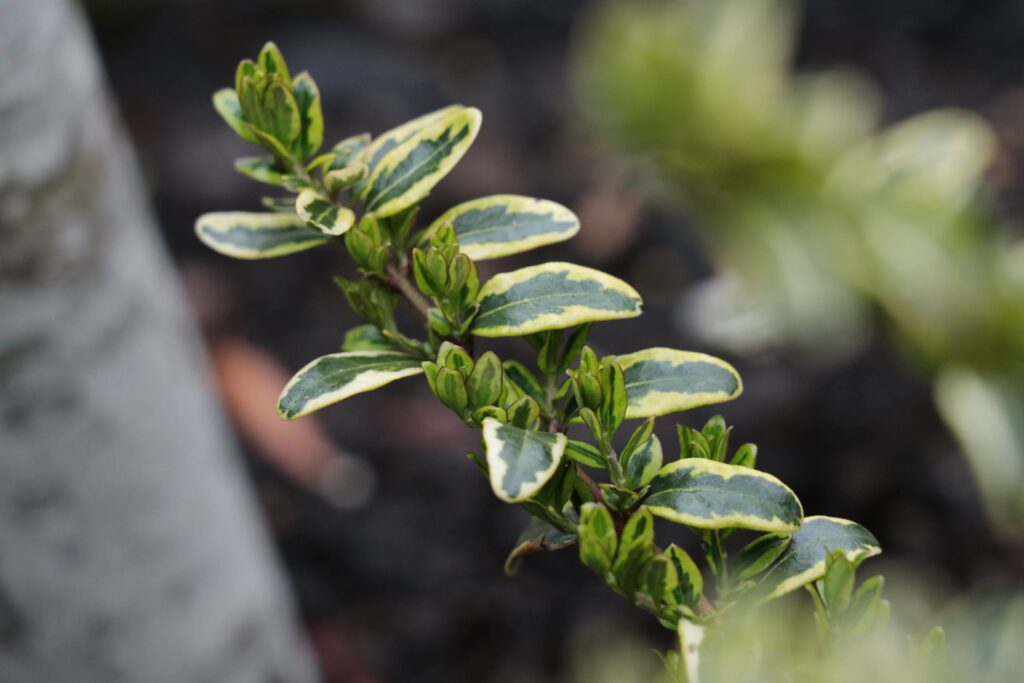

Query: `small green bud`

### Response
(431, 222, 457, 247)
(235, 59, 259, 94)
(344, 229, 374, 267)
(367, 244, 391, 274)
(258, 41, 291, 84)
(435, 368, 468, 416)
(579, 375, 603, 411)
(467, 351, 503, 408)
(424, 249, 449, 293)
(446, 348, 474, 375)
(448, 253, 472, 292)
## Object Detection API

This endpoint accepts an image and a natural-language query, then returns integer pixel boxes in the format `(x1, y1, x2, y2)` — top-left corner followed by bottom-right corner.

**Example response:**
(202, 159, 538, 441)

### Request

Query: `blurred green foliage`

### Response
(575, 0, 1024, 540)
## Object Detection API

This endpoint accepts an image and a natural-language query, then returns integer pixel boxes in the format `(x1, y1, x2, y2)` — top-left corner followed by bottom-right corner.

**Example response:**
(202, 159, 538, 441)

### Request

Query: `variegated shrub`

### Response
(198, 43, 887, 682)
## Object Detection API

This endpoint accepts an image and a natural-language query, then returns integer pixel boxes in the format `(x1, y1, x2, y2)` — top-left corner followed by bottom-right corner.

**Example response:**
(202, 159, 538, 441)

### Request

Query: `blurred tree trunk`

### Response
(0, 1, 319, 681)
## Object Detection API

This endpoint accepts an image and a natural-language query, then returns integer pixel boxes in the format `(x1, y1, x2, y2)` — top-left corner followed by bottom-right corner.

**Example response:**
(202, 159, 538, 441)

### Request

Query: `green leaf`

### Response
(195, 211, 331, 259)
(507, 396, 541, 429)
(471, 262, 643, 337)
(624, 435, 663, 489)
(731, 443, 758, 469)
(823, 552, 856, 614)
(566, 439, 606, 469)
(341, 325, 399, 352)
(306, 152, 337, 173)
(502, 361, 546, 407)
(600, 360, 628, 436)
(644, 458, 803, 532)
(665, 544, 703, 606)
(846, 576, 884, 635)
(578, 502, 618, 577)
(504, 516, 577, 576)
(425, 195, 580, 261)
(617, 348, 743, 419)
(920, 625, 946, 654)
(612, 507, 656, 595)
(363, 106, 482, 217)
(291, 71, 323, 158)
(757, 516, 882, 602)
(213, 88, 260, 144)
(734, 533, 790, 581)
(482, 418, 567, 503)
(620, 418, 655, 467)
(295, 190, 356, 236)
(641, 554, 679, 604)
(600, 483, 644, 512)
(277, 350, 423, 420)
(234, 156, 285, 186)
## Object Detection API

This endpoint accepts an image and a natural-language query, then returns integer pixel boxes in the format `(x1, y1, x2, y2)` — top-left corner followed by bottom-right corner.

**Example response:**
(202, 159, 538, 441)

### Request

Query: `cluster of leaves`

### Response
(198, 43, 884, 680)
(574, 0, 1024, 540)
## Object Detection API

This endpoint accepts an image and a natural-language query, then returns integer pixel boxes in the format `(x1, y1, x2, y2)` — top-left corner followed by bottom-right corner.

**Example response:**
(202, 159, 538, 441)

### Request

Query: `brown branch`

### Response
(385, 265, 432, 322)
(575, 465, 603, 504)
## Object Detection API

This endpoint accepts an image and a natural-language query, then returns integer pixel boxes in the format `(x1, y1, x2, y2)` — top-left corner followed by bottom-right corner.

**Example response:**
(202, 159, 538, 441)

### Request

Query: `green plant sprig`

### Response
(197, 42, 886, 681)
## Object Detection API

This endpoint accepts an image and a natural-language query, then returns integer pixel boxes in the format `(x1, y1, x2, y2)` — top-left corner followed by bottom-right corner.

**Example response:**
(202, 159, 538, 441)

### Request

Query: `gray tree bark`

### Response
(0, 1, 320, 681)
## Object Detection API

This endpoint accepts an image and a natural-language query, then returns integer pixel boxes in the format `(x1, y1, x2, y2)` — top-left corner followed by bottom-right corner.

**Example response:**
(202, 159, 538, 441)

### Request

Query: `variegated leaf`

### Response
(578, 502, 618, 577)
(472, 262, 642, 337)
(195, 211, 330, 259)
(277, 351, 424, 420)
(295, 190, 355, 236)
(677, 620, 706, 683)
(616, 348, 742, 419)
(213, 88, 260, 144)
(757, 516, 881, 603)
(363, 106, 482, 217)
(623, 435, 663, 489)
(234, 156, 285, 186)
(292, 71, 324, 158)
(330, 133, 372, 169)
(644, 459, 802, 532)
(426, 195, 580, 260)
(482, 418, 567, 503)
(362, 105, 462, 173)
(324, 162, 368, 195)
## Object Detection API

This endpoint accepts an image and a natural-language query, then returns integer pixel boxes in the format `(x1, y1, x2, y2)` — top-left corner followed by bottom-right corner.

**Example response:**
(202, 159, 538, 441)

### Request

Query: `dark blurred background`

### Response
(81, 1, 1024, 680)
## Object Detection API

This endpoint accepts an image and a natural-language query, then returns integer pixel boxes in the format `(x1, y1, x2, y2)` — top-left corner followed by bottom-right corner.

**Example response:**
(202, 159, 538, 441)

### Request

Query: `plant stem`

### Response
(704, 530, 728, 593)
(606, 445, 626, 488)
(575, 465, 603, 503)
(385, 265, 432, 321)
